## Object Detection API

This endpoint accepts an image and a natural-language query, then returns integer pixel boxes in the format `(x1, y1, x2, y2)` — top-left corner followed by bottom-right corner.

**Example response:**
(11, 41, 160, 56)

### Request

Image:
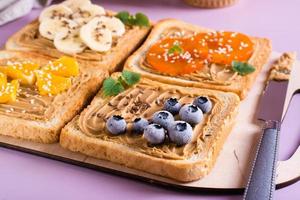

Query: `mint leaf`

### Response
(116, 11, 150, 27)
(116, 11, 130, 24)
(121, 70, 141, 86)
(127, 15, 136, 26)
(103, 77, 125, 96)
(134, 13, 150, 27)
(102, 71, 140, 96)
(232, 61, 255, 76)
(168, 43, 183, 55)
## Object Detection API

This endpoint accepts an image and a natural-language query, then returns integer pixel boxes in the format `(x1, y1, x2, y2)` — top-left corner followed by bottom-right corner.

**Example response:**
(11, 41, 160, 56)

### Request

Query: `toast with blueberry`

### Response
(0, 50, 108, 143)
(124, 19, 272, 99)
(60, 72, 239, 182)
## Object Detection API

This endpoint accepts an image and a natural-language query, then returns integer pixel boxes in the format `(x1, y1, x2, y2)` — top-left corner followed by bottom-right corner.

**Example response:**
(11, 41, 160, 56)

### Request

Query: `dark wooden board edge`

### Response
(1, 141, 299, 194)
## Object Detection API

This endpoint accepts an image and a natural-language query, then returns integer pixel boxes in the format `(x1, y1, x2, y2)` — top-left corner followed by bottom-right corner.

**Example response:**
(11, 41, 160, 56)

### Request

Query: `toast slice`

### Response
(5, 13, 151, 73)
(124, 19, 272, 99)
(0, 50, 108, 143)
(60, 73, 239, 182)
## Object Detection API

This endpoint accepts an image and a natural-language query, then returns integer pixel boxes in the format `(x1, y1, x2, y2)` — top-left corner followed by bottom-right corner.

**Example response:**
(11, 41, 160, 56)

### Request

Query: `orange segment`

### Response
(0, 61, 39, 85)
(146, 37, 208, 75)
(0, 72, 7, 89)
(43, 56, 79, 77)
(195, 31, 254, 65)
(35, 70, 71, 96)
(0, 80, 19, 103)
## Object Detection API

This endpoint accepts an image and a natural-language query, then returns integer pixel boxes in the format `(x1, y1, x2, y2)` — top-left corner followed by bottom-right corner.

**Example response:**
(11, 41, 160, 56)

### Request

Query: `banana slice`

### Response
(71, 4, 105, 25)
(80, 17, 112, 52)
(39, 18, 78, 40)
(62, 0, 92, 11)
(39, 4, 73, 22)
(54, 28, 87, 55)
(96, 16, 125, 37)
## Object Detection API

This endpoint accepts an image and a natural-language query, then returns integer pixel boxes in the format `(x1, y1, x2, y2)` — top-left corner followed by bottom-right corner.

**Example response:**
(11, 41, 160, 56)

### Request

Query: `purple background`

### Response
(0, 0, 299, 199)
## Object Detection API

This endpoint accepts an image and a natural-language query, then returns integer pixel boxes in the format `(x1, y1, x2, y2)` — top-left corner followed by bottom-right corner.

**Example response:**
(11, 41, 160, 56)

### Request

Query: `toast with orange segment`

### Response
(0, 50, 108, 143)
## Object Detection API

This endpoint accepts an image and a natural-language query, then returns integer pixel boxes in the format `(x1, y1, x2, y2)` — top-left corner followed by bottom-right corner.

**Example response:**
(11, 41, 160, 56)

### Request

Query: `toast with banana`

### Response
(60, 72, 239, 182)
(5, 0, 151, 72)
(0, 50, 108, 143)
(124, 19, 272, 99)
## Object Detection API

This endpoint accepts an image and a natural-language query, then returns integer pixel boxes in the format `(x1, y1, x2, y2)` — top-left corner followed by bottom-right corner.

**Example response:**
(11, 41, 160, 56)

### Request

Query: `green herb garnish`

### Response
(102, 71, 141, 97)
(121, 70, 141, 86)
(115, 11, 130, 24)
(232, 61, 255, 76)
(168, 43, 183, 55)
(134, 13, 150, 27)
(103, 77, 125, 97)
(116, 11, 150, 27)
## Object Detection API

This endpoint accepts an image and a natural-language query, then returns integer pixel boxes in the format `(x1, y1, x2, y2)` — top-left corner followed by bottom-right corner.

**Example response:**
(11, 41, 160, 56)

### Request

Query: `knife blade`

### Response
(243, 52, 296, 200)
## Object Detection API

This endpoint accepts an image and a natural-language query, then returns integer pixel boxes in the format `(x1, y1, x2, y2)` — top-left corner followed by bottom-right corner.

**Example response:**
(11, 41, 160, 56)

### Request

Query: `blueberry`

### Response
(132, 117, 149, 134)
(143, 124, 166, 144)
(163, 98, 182, 115)
(168, 121, 193, 146)
(193, 96, 212, 113)
(152, 110, 174, 129)
(179, 104, 203, 125)
(106, 115, 126, 135)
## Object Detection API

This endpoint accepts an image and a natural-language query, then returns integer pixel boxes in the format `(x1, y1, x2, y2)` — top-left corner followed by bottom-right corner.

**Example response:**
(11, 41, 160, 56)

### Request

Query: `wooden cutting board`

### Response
(0, 52, 299, 192)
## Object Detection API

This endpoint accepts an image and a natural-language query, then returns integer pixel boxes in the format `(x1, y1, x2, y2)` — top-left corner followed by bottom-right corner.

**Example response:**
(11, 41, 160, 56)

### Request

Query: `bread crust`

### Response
(60, 77, 240, 182)
(5, 19, 151, 73)
(0, 50, 108, 143)
(124, 19, 272, 99)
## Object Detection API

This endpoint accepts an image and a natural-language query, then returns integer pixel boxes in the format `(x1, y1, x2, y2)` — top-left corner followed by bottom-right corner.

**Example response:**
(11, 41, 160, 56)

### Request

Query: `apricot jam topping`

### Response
(145, 31, 254, 75)
(146, 37, 209, 75)
(194, 31, 254, 65)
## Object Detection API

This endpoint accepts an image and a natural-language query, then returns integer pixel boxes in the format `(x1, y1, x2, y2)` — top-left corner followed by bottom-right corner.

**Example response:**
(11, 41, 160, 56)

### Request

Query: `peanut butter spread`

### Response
(141, 27, 257, 86)
(0, 86, 54, 120)
(269, 52, 296, 81)
(78, 81, 237, 160)
(15, 20, 140, 61)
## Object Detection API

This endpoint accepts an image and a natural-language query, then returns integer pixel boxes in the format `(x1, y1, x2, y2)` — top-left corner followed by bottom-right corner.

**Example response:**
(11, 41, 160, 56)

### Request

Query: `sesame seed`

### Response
(231, 32, 238, 37)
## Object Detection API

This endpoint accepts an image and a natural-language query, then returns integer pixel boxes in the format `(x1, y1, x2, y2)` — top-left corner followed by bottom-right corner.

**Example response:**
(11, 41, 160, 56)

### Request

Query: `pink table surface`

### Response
(0, 0, 299, 199)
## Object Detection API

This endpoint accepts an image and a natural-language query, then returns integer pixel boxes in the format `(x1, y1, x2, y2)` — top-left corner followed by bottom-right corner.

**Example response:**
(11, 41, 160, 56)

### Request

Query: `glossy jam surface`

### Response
(194, 31, 254, 65)
(146, 37, 208, 75)
(145, 31, 254, 75)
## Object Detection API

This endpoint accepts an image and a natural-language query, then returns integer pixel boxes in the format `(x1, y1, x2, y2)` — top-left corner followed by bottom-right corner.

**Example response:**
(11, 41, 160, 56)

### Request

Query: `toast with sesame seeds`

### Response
(5, 16, 151, 73)
(60, 72, 240, 182)
(124, 19, 272, 99)
(0, 50, 108, 143)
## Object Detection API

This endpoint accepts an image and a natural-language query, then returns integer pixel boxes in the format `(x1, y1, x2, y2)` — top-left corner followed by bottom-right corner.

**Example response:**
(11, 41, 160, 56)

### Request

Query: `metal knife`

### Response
(243, 53, 295, 200)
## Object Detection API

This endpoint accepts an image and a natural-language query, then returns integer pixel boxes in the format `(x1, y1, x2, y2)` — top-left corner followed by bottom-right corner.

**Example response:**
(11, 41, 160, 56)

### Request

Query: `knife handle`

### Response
(243, 120, 280, 200)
